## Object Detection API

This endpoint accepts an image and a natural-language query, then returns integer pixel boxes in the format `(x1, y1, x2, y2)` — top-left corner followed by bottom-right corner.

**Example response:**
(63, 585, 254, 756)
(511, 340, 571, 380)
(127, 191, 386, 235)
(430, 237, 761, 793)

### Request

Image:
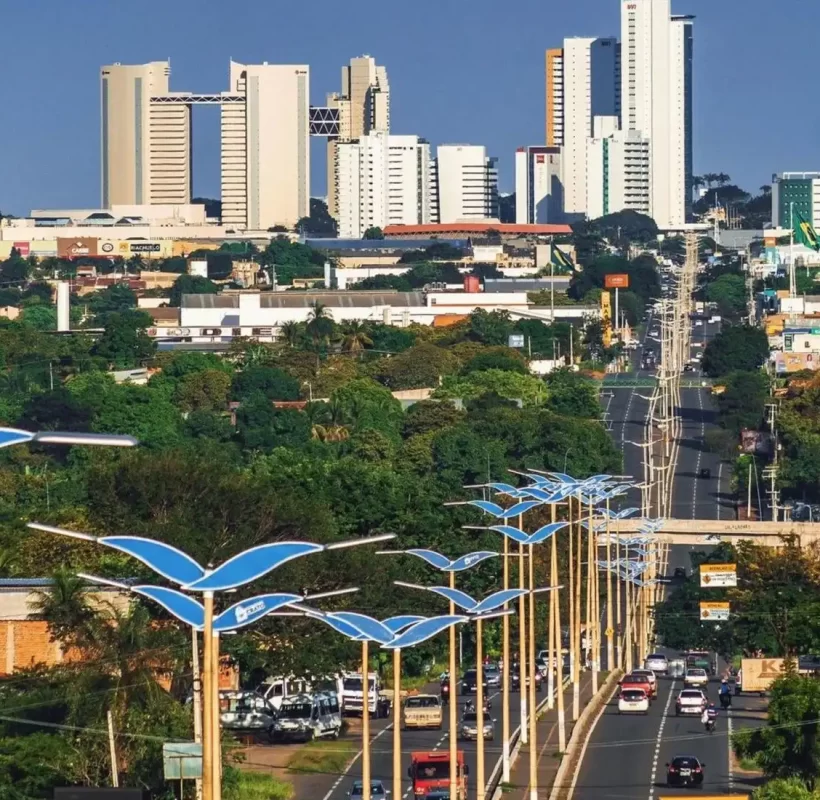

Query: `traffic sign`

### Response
(699, 563, 737, 588)
(605, 627, 614, 637)
(700, 601, 730, 621)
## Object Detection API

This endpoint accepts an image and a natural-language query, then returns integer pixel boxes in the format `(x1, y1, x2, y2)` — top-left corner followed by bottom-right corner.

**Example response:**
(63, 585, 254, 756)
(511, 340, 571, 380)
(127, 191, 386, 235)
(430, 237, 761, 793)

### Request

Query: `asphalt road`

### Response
(670, 317, 733, 521)
(322, 687, 530, 800)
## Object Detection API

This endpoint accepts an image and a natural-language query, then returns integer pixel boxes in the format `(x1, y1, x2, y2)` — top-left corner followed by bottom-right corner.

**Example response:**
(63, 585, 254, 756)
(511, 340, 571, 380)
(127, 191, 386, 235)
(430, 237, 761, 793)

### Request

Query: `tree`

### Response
(717, 370, 769, 434)
(363, 226, 384, 240)
(589, 209, 659, 246)
(468, 309, 514, 346)
(92, 310, 155, 368)
(545, 369, 600, 417)
(329, 378, 403, 440)
(278, 320, 305, 349)
(305, 301, 336, 348)
(236, 392, 310, 450)
(168, 274, 219, 307)
(176, 369, 231, 412)
(706, 274, 747, 319)
(377, 342, 459, 390)
(232, 366, 300, 402)
(19, 304, 57, 330)
(462, 349, 528, 375)
(402, 400, 465, 438)
(339, 321, 373, 355)
(0, 248, 29, 283)
(87, 284, 138, 322)
(752, 779, 820, 800)
(734, 675, 820, 788)
(295, 198, 338, 237)
(701, 325, 769, 377)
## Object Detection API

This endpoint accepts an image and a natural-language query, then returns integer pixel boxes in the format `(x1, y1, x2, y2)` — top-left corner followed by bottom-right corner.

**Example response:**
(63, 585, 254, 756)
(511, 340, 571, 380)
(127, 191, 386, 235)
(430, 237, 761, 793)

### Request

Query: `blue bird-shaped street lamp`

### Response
(466, 499, 543, 519)
(0, 427, 138, 450)
(486, 521, 571, 545)
(394, 582, 529, 616)
(377, 548, 498, 573)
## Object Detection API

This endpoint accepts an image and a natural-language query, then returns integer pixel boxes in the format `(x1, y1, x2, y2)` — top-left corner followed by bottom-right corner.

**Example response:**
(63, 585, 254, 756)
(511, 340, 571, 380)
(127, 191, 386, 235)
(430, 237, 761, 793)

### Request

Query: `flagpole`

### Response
(790, 201, 796, 299)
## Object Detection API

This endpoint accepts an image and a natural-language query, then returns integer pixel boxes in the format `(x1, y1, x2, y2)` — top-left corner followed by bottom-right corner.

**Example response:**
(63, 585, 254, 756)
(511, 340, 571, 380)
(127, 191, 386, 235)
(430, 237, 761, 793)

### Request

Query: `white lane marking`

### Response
(717, 461, 724, 520)
(321, 721, 393, 800)
(566, 676, 614, 800)
(727, 705, 734, 791)
(692, 389, 705, 520)
(648, 680, 676, 800)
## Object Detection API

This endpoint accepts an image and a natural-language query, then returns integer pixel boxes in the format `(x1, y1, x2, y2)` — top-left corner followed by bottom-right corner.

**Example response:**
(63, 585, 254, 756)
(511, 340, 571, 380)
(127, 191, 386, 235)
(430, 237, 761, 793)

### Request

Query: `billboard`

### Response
(740, 657, 784, 692)
(700, 601, 730, 621)
(604, 273, 629, 289)
(12, 241, 30, 256)
(57, 237, 98, 259)
(699, 563, 737, 588)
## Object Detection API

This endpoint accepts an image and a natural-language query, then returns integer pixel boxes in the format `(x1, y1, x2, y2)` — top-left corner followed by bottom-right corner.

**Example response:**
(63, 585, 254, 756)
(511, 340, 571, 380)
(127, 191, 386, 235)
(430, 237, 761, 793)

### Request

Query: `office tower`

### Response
(434, 145, 499, 223)
(336, 133, 433, 238)
(327, 56, 390, 218)
(771, 173, 820, 230)
(220, 61, 310, 230)
(620, 0, 694, 227)
(561, 37, 620, 216)
(545, 48, 564, 147)
(100, 61, 192, 207)
(515, 146, 563, 224)
(586, 118, 650, 219)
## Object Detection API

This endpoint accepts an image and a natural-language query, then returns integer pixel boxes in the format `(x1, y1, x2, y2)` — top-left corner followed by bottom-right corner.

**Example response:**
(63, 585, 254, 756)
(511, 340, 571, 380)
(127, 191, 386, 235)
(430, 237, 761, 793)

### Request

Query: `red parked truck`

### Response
(408, 750, 468, 798)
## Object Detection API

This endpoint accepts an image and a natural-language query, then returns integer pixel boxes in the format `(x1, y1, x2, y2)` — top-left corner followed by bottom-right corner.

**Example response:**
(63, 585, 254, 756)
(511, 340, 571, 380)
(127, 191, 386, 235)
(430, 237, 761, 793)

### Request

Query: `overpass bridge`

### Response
(604, 518, 820, 547)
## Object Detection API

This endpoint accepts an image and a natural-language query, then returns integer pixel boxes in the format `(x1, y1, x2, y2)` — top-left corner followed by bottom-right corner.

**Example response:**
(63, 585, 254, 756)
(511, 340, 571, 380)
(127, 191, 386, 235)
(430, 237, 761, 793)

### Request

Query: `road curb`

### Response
(547, 669, 623, 800)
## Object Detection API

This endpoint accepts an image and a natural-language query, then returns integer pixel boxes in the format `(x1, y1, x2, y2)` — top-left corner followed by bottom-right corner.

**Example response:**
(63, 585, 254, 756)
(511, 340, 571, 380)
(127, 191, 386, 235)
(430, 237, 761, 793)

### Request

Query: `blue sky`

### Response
(1, 0, 819, 215)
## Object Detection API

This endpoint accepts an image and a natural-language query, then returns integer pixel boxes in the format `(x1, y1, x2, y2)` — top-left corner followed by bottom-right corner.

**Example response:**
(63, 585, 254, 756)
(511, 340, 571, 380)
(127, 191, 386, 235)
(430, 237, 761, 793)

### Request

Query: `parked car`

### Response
(219, 691, 277, 738)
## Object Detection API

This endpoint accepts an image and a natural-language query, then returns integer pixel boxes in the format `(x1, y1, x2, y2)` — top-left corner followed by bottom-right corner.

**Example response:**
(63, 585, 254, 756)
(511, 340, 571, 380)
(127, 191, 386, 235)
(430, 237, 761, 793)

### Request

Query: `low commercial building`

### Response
(383, 222, 571, 240)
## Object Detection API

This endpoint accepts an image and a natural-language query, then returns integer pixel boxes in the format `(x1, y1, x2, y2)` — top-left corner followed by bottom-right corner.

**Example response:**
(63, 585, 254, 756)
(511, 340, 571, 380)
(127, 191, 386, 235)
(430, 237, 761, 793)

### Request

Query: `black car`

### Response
(666, 756, 705, 787)
(510, 664, 543, 692)
(699, 468, 711, 479)
(460, 669, 488, 695)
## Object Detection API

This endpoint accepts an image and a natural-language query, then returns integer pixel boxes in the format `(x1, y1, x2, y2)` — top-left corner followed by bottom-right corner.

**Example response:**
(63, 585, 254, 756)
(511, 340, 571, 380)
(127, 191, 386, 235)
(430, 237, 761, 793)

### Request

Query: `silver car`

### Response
(645, 653, 669, 674)
(459, 710, 494, 741)
(484, 664, 501, 687)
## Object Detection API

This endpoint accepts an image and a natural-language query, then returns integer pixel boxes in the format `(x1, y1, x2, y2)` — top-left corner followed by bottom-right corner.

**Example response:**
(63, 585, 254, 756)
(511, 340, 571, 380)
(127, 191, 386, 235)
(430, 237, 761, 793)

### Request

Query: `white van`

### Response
(270, 691, 342, 742)
(258, 675, 313, 712)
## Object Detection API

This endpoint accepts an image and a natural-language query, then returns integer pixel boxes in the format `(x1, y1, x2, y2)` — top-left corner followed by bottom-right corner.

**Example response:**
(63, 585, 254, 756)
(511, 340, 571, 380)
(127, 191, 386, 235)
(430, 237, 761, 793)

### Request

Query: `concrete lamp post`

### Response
(29, 522, 395, 800)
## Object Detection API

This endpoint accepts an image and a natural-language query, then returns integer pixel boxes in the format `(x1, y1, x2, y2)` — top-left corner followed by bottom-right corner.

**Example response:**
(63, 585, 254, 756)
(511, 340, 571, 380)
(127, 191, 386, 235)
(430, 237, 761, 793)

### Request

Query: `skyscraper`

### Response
(220, 61, 310, 230)
(100, 61, 192, 208)
(327, 56, 390, 219)
(560, 37, 620, 216)
(620, 0, 694, 227)
(515, 146, 563, 224)
(545, 48, 564, 147)
(434, 145, 499, 223)
(335, 133, 433, 238)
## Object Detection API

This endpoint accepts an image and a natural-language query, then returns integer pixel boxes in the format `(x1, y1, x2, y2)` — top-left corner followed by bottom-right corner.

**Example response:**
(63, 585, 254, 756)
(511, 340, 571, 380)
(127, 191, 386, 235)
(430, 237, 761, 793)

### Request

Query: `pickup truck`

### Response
(402, 694, 443, 730)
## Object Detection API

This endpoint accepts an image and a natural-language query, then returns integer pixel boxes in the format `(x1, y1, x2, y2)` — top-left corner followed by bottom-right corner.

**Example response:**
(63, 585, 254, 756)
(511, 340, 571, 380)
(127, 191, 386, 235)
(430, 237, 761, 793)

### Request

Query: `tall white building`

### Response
(515, 146, 563, 224)
(100, 61, 192, 208)
(335, 133, 433, 238)
(587, 118, 650, 220)
(220, 61, 310, 230)
(561, 37, 620, 216)
(327, 56, 390, 219)
(434, 145, 499, 223)
(620, 0, 693, 227)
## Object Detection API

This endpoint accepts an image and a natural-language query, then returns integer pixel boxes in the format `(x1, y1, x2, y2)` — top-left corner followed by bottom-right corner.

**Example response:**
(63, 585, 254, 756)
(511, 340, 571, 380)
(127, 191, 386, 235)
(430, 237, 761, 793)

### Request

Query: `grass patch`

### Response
(739, 756, 761, 772)
(227, 771, 293, 800)
(286, 737, 356, 776)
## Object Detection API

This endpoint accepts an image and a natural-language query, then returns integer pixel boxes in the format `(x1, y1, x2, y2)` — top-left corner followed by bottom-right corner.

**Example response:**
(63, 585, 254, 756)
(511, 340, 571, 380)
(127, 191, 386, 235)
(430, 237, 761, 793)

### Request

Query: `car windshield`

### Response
(687, 669, 706, 676)
(672, 757, 699, 768)
(622, 691, 645, 701)
(462, 712, 478, 723)
(463, 670, 477, 681)
(681, 691, 703, 699)
(351, 782, 385, 797)
(279, 703, 311, 719)
(414, 762, 449, 779)
(648, 654, 667, 661)
(485, 665, 499, 675)
(406, 696, 439, 708)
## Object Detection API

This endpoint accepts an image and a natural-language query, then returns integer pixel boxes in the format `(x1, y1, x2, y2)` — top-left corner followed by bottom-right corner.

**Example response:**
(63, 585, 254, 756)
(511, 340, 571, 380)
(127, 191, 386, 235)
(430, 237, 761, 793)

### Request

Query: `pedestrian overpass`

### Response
(606, 518, 820, 547)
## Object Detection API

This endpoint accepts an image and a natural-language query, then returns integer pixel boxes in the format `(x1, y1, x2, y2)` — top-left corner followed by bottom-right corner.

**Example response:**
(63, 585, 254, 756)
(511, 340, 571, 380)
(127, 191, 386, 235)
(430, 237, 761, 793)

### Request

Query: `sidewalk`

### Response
(504, 672, 596, 800)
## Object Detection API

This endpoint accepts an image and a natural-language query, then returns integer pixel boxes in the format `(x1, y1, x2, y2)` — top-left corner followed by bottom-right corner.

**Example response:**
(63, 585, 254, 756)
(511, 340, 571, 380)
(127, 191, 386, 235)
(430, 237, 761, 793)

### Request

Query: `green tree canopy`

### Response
(702, 325, 769, 377)
(232, 366, 300, 402)
(168, 274, 219, 307)
(717, 370, 769, 434)
(706, 273, 747, 319)
(545, 369, 601, 418)
(377, 342, 460, 390)
(92, 310, 155, 368)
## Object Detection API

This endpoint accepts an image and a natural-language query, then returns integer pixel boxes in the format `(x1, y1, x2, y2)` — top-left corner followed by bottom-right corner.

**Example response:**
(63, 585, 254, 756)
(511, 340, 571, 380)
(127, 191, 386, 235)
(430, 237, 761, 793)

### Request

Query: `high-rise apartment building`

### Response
(515, 146, 563, 224)
(545, 48, 564, 147)
(335, 133, 433, 238)
(327, 56, 390, 219)
(560, 37, 620, 216)
(620, 0, 693, 227)
(587, 117, 650, 219)
(433, 145, 498, 223)
(771, 173, 820, 230)
(220, 61, 310, 230)
(100, 61, 192, 208)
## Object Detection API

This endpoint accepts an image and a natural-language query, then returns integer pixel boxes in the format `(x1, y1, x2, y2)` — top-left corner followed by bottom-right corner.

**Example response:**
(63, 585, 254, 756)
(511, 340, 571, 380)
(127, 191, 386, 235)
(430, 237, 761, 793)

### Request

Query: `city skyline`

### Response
(2, 0, 819, 216)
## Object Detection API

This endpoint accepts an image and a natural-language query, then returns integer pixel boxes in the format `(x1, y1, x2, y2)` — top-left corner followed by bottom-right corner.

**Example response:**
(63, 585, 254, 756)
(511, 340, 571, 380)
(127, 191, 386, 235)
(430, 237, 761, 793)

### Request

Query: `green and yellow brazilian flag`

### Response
(794, 209, 820, 252)
(551, 247, 575, 270)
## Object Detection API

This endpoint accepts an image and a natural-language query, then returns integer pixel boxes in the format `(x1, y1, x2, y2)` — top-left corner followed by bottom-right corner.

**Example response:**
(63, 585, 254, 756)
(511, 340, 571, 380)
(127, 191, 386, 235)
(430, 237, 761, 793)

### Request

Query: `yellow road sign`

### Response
(605, 628, 614, 637)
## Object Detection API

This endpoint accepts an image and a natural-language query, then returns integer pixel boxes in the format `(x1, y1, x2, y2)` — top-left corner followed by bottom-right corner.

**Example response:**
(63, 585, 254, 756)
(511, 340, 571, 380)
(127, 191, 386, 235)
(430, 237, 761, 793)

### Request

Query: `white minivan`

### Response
(270, 691, 342, 742)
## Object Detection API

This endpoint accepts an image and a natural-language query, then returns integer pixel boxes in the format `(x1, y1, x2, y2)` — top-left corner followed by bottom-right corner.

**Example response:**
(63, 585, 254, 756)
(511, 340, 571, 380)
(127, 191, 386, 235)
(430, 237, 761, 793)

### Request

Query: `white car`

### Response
(618, 688, 649, 715)
(675, 689, 707, 716)
(645, 653, 669, 674)
(694, 320, 703, 327)
(684, 668, 709, 689)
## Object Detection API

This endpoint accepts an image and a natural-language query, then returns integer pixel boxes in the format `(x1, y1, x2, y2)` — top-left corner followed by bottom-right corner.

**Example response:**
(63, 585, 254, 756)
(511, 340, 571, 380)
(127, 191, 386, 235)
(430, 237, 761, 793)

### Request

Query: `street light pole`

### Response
(393, 648, 401, 800)
(212, 630, 221, 800)
(605, 500, 614, 671)
(552, 529, 566, 752)
(502, 533, 511, 782)
(518, 537, 528, 743)
(449, 571, 458, 800)
(476, 616, 486, 800)
(202, 592, 214, 800)
(573, 501, 582, 720)
(362, 640, 371, 800)
(528, 542, 537, 800)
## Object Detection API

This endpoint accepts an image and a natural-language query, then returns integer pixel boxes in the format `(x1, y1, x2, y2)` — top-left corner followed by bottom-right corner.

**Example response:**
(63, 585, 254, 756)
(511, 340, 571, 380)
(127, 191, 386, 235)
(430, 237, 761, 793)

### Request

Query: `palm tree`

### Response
(305, 302, 335, 348)
(716, 173, 731, 187)
(702, 173, 719, 189)
(278, 320, 303, 348)
(692, 175, 706, 193)
(760, 185, 772, 196)
(339, 321, 373, 355)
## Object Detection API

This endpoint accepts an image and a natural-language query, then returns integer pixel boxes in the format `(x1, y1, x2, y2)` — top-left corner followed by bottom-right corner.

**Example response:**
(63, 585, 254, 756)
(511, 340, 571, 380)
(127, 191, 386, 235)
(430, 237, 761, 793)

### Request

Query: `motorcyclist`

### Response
(464, 699, 476, 713)
(701, 702, 717, 731)
(719, 679, 731, 707)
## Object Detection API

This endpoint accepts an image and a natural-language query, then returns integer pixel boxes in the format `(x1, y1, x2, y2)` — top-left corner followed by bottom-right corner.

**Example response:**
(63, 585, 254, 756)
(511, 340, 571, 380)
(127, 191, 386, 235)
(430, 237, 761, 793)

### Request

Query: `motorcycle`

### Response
(440, 681, 450, 706)
(705, 718, 715, 734)
(720, 692, 731, 709)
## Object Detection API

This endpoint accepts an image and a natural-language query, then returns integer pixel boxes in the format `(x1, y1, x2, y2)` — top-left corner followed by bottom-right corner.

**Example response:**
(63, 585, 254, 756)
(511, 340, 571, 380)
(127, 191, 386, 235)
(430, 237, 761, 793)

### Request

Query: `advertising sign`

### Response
(57, 237, 98, 259)
(700, 601, 730, 621)
(604, 273, 630, 289)
(740, 658, 784, 692)
(508, 334, 525, 348)
(162, 743, 202, 780)
(130, 242, 161, 253)
(12, 242, 30, 256)
(699, 563, 737, 588)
